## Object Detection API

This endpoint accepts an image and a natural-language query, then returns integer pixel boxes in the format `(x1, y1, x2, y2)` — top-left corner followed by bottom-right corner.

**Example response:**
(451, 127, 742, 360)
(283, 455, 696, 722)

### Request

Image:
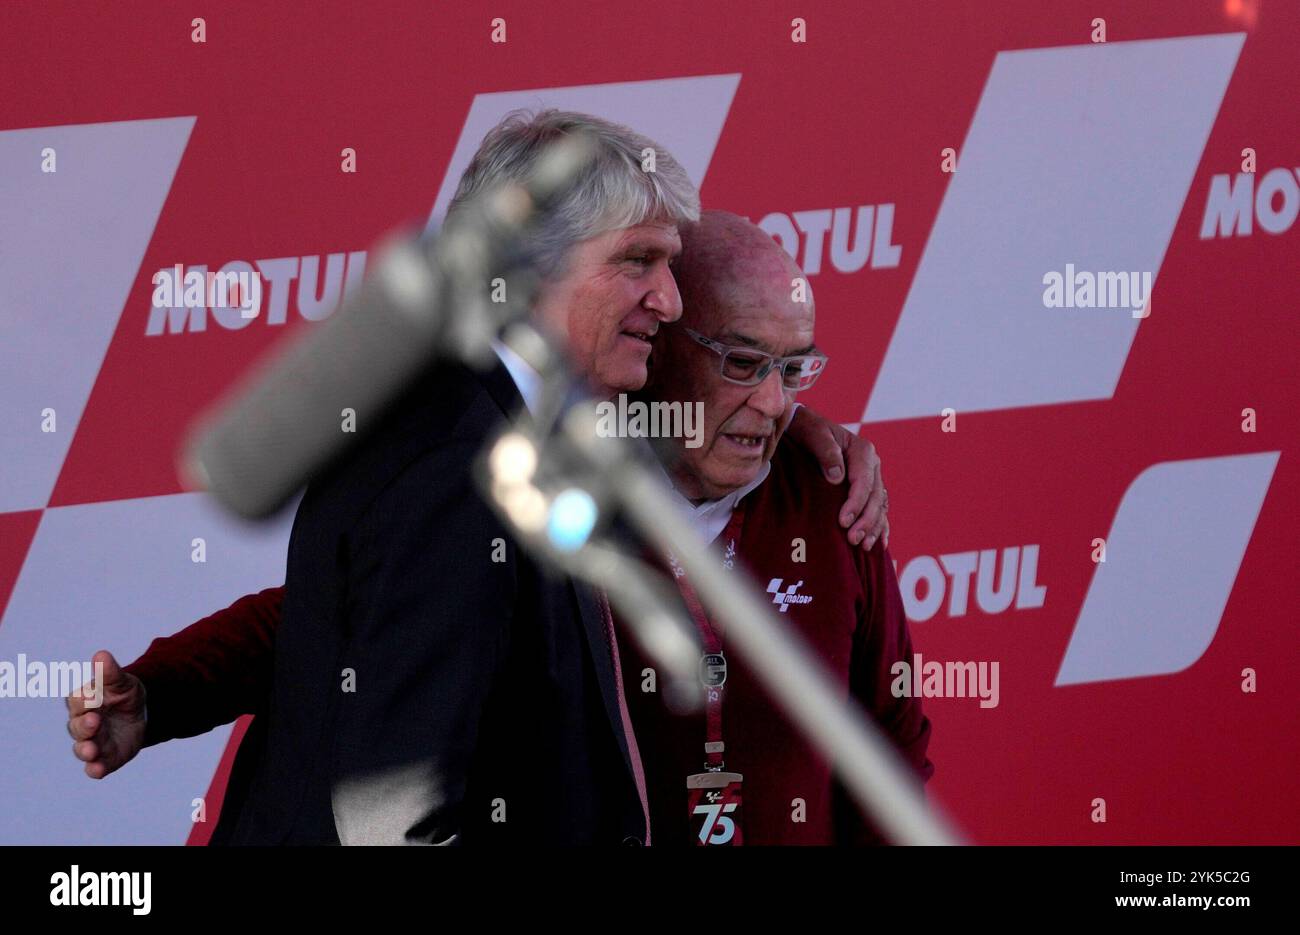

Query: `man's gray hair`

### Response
(446, 109, 700, 277)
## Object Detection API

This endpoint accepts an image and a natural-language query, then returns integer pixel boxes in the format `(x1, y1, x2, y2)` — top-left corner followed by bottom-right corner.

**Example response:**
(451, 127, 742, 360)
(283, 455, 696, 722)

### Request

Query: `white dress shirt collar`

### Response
(492, 340, 543, 415)
(665, 460, 772, 545)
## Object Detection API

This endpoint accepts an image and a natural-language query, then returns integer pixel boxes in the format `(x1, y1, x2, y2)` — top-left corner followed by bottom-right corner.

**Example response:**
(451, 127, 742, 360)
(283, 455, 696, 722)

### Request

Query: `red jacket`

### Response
(125, 587, 281, 749)
(618, 441, 933, 845)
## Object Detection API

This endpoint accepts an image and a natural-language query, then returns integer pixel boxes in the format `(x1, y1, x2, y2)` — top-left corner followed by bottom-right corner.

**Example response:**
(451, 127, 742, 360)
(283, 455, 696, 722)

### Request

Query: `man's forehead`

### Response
(710, 302, 817, 355)
(613, 221, 681, 250)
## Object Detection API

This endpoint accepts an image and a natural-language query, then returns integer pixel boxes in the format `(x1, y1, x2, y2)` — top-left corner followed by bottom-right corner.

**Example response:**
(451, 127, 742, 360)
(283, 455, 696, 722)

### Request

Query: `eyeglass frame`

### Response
(681, 327, 829, 392)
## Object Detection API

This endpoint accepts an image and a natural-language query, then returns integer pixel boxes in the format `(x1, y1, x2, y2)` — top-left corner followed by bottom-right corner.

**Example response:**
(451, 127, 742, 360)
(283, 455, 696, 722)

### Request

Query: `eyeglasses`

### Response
(683, 328, 828, 392)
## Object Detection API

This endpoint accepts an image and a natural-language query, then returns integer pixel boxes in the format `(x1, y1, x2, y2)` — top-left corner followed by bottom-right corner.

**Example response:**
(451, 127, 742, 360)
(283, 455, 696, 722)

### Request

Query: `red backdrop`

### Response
(0, 0, 1294, 845)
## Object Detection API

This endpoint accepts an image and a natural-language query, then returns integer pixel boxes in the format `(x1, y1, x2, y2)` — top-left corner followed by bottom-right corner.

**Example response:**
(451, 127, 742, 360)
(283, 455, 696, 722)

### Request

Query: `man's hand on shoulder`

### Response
(66, 650, 147, 780)
(785, 404, 890, 550)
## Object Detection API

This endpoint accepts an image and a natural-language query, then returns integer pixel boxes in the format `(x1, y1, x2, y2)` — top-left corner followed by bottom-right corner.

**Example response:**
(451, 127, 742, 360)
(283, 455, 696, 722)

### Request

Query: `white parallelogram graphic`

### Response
(864, 35, 1244, 423)
(0, 117, 196, 512)
(424, 74, 740, 233)
(0, 492, 293, 844)
(1056, 452, 1279, 687)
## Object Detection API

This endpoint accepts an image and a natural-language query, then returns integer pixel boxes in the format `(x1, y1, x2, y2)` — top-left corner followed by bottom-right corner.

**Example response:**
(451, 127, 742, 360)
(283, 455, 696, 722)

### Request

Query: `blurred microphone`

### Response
(182, 134, 595, 519)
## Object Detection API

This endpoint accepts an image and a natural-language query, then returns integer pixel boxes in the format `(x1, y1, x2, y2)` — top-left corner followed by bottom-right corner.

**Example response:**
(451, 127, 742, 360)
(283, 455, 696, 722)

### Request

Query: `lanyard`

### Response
(668, 500, 748, 769)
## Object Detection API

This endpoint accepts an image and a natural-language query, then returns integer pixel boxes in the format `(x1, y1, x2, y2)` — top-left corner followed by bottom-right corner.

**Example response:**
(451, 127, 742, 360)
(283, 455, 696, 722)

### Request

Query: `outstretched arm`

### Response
(67, 585, 284, 778)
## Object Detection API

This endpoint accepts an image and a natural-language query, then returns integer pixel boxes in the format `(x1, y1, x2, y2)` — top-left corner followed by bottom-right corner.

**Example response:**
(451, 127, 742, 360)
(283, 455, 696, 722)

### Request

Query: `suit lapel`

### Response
(476, 358, 640, 789)
(569, 580, 638, 783)
(476, 358, 528, 425)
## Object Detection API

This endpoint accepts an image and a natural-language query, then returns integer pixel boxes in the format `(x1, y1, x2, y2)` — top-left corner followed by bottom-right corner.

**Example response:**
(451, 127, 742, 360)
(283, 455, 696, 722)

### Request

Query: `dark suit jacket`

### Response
(210, 361, 647, 845)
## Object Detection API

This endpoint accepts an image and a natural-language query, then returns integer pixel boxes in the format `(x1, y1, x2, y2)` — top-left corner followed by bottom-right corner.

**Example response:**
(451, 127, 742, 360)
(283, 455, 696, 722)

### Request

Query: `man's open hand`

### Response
(66, 650, 147, 780)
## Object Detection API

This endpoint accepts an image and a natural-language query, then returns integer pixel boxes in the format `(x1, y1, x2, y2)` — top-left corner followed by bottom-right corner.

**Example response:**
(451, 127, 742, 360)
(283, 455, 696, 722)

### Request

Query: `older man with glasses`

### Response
(620, 210, 932, 846)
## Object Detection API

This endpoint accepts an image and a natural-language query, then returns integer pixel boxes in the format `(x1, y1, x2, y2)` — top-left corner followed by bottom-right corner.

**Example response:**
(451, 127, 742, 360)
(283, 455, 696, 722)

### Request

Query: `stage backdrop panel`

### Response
(1, 0, 1294, 844)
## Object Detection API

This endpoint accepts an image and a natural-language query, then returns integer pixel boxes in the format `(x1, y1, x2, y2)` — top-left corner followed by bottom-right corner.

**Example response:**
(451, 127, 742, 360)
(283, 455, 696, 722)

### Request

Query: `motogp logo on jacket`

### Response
(767, 579, 813, 612)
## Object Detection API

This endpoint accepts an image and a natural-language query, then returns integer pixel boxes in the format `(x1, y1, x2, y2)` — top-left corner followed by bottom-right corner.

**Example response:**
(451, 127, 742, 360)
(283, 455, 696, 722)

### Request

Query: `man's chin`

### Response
(704, 461, 764, 495)
(601, 361, 649, 395)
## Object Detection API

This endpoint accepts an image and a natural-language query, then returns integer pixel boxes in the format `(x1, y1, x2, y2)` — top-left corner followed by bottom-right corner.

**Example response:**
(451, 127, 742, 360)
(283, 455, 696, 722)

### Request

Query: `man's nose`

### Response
(748, 366, 788, 419)
(643, 263, 682, 323)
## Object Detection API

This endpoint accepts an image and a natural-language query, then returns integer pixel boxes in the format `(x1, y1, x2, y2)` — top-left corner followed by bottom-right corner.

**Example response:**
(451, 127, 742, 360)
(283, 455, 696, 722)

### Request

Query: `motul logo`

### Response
(757, 204, 903, 275)
(144, 251, 367, 335)
(1199, 168, 1300, 239)
(894, 545, 1047, 623)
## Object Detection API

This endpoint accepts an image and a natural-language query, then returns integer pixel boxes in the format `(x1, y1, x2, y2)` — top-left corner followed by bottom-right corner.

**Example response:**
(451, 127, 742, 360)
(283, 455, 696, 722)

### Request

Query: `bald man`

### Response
(621, 210, 932, 845)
